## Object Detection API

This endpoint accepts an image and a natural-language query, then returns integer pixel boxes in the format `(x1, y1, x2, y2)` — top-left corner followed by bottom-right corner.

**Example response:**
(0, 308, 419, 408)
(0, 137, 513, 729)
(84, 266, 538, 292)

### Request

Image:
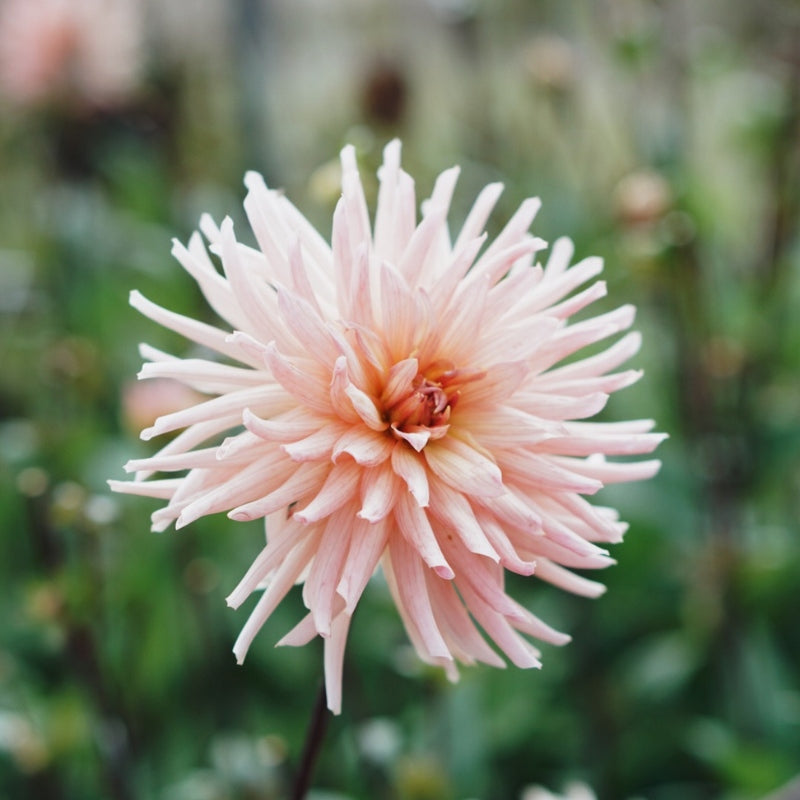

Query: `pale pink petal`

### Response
(358, 461, 401, 522)
(339, 145, 371, 249)
(544, 330, 643, 381)
(174, 451, 296, 528)
(424, 436, 504, 497)
(226, 518, 307, 609)
(391, 424, 431, 452)
(473, 509, 537, 575)
(534, 430, 667, 457)
(287, 238, 324, 317)
(107, 478, 182, 499)
(138, 357, 268, 394)
(529, 255, 605, 312)
(499, 450, 604, 494)
(452, 182, 503, 252)
(218, 217, 286, 345)
(323, 611, 352, 714)
(130, 291, 255, 366)
(377, 260, 419, 361)
(125, 446, 242, 474)
(140, 384, 290, 441)
(427, 477, 500, 561)
(262, 342, 332, 415)
(276, 286, 343, 365)
(337, 516, 390, 613)
(294, 461, 362, 524)
(552, 455, 662, 484)
(397, 166, 458, 287)
(427, 232, 486, 312)
(393, 491, 454, 580)
(511, 391, 609, 422)
(333, 427, 394, 466)
(242, 407, 323, 443)
(232, 529, 322, 664)
(443, 544, 528, 624)
(472, 197, 542, 278)
(171, 235, 246, 331)
(303, 505, 354, 636)
(425, 573, 506, 667)
(329, 356, 362, 424)
(390, 443, 430, 507)
(458, 582, 542, 669)
(282, 421, 348, 462)
(546, 279, 607, 319)
(533, 369, 643, 397)
(344, 382, 388, 432)
(227, 461, 330, 522)
(458, 361, 529, 409)
(380, 358, 419, 408)
(472, 490, 543, 538)
(534, 558, 607, 598)
(384, 534, 452, 661)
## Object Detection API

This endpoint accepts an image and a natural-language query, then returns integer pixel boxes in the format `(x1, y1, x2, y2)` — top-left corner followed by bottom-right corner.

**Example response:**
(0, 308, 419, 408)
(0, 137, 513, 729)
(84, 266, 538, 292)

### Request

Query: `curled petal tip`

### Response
(434, 564, 456, 580)
(244, 170, 265, 189)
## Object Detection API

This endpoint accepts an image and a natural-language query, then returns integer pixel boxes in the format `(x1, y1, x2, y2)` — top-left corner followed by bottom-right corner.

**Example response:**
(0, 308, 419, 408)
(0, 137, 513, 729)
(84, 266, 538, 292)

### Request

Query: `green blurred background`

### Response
(1, 1, 799, 798)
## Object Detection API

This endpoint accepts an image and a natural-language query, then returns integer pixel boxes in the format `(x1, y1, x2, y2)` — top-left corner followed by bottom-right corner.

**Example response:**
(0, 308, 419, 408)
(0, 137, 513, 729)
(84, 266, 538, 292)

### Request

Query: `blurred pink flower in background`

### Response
(121, 378, 206, 438)
(0, 0, 142, 107)
(111, 141, 663, 713)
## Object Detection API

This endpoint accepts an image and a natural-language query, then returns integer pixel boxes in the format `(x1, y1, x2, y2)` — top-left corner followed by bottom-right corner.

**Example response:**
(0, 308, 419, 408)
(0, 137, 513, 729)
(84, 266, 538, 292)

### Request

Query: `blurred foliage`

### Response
(1, 1, 799, 799)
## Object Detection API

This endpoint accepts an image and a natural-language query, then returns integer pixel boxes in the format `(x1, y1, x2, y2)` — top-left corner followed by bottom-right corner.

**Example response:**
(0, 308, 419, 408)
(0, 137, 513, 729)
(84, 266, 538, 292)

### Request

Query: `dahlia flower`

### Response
(111, 141, 663, 713)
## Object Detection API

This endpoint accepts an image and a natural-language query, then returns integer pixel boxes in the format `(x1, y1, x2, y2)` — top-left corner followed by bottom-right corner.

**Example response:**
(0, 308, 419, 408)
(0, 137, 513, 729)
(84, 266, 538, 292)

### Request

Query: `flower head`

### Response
(111, 141, 663, 713)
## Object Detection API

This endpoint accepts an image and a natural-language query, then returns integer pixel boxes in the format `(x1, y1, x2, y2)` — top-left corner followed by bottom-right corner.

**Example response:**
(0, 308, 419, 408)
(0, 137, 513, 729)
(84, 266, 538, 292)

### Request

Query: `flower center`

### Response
(384, 360, 485, 443)
(388, 375, 452, 430)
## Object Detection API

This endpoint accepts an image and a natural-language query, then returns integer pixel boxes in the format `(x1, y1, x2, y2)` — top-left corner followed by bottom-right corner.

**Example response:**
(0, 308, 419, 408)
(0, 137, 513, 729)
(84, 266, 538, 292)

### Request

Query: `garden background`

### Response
(0, 1, 798, 798)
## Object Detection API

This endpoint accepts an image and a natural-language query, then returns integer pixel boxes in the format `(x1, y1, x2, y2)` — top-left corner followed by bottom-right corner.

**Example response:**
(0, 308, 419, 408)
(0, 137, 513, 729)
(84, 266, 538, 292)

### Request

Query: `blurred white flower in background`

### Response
(521, 780, 598, 800)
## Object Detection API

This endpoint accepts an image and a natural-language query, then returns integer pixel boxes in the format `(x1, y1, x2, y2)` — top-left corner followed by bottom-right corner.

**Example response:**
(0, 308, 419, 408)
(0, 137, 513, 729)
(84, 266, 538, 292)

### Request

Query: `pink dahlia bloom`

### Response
(111, 142, 663, 713)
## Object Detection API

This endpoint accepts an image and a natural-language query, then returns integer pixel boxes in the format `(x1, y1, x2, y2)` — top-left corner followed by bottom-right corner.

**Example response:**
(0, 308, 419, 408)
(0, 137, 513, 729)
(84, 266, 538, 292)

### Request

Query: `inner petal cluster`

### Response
(380, 359, 487, 448)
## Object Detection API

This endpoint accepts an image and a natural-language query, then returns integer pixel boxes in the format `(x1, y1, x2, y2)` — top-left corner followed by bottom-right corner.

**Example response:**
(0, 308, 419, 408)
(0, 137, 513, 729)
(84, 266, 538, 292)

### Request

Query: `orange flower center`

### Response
(385, 360, 485, 437)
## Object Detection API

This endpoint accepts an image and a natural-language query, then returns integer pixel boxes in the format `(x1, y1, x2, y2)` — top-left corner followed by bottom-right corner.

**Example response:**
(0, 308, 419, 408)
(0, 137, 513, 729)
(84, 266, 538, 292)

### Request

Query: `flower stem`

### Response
(290, 681, 330, 800)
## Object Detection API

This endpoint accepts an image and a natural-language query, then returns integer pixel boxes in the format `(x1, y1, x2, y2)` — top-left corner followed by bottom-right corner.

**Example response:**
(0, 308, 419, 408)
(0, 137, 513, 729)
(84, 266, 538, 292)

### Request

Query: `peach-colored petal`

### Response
(303, 505, 355, 636)
(333, 428, 394, 466)
(358, 461, 401, 522)
(384, 534, 452, 662)
(262, 342, 332, 415)
(227, 461, 330, 522)
(232, 528, 321, 665)
(337, 517, 390, 613)
(282, 421, 348, 462)
(428, 478, 500, 561)
(424, 436, 504, 498)
(323, 611, 352, 714)
(294, 461, 362, 524)
(394, 491, 454, 580)
(390, 443, 430, 507)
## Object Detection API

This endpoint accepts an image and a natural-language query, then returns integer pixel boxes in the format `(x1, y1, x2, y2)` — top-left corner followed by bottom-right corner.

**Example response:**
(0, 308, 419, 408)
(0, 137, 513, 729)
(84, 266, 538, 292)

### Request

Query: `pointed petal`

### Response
(424, 436, 504, 498)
